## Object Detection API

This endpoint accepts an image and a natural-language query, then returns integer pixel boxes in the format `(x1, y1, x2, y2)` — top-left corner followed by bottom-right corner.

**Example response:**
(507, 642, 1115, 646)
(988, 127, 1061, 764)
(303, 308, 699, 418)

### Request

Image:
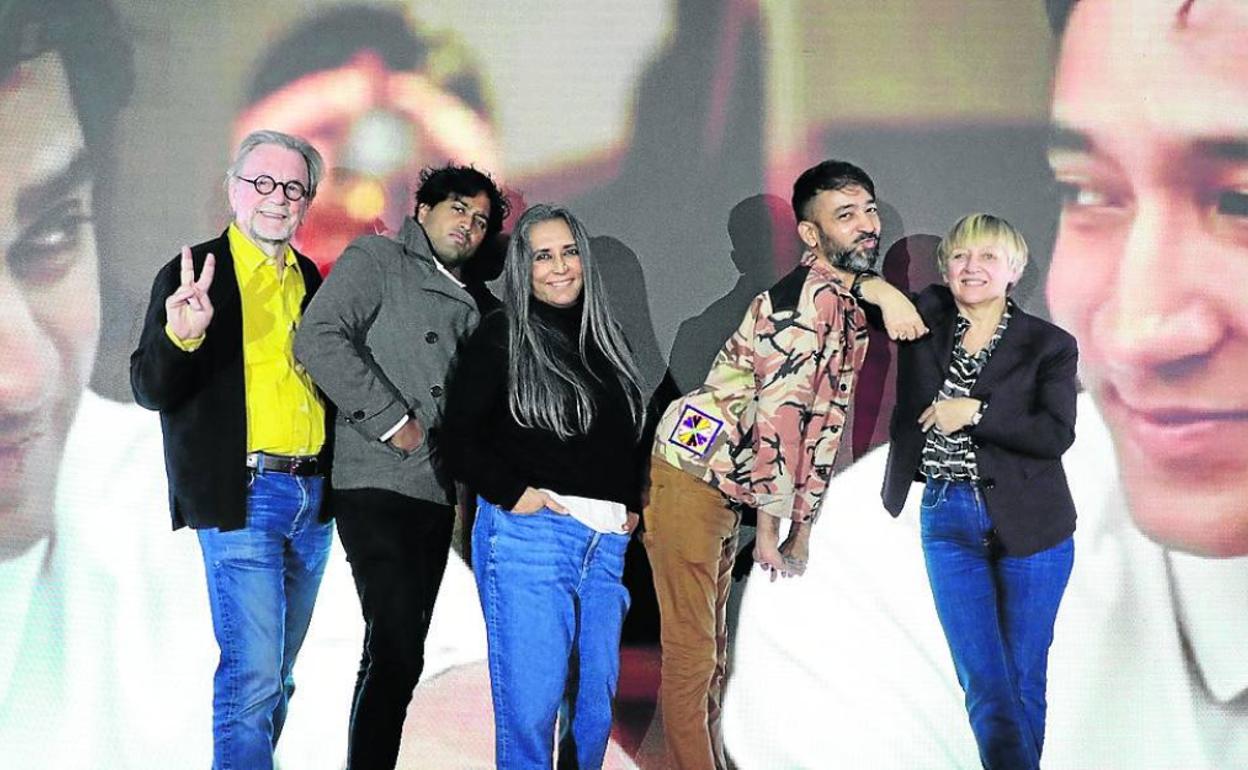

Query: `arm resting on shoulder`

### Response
(855, 274, 928, 340)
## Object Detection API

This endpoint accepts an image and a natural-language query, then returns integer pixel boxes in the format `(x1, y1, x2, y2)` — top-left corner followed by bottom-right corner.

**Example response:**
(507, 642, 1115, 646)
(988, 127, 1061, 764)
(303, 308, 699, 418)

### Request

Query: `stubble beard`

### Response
(434, 243, 474, 271)
(246, 212, 299, 251)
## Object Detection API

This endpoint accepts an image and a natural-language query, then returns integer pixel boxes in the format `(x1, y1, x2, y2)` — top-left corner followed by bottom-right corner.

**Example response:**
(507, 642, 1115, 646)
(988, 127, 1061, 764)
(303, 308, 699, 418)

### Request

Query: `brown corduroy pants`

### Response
(642, 460, 741, 770)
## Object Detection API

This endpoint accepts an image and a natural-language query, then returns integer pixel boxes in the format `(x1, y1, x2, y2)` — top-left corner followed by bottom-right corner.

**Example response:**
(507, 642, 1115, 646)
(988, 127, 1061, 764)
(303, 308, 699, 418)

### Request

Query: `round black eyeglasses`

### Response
(235, 174, 307, 202)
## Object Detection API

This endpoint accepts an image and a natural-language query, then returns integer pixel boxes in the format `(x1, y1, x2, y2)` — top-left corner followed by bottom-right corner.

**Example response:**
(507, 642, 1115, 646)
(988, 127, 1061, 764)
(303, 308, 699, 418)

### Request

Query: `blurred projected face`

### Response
(800, 186, 880, 273)
(0, 54, 100, 559)
(228, 144, 311, 252)
(231, 53, 505, 273)
(1047, 0, 1248, 556)
(417, 192, 490, 269)
(528, 218, 583, 308)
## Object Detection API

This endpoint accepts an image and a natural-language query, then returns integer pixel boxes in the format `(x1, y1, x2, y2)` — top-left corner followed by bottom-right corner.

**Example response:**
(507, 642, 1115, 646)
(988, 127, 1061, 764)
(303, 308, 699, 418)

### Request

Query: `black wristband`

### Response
(850, 270, 881, 299)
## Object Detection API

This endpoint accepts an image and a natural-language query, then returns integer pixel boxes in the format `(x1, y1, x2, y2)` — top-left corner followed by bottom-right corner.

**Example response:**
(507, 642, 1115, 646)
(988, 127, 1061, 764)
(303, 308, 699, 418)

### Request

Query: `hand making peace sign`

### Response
(165, 246, 216, 341)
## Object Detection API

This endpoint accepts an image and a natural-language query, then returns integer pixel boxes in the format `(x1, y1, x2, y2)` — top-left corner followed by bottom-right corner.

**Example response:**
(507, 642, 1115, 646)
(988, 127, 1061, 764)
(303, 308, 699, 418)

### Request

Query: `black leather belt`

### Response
(246, 451, 321, 476)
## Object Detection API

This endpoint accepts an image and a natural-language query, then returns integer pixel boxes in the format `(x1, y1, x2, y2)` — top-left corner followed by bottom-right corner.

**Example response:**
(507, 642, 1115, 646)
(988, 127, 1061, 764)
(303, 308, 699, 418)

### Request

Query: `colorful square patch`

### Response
(668, 404, 724, 457)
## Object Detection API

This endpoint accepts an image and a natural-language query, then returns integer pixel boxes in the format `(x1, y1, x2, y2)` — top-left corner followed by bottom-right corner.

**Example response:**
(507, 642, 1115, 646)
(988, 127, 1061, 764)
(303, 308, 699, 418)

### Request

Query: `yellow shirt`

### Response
(165, 224, 325, 455)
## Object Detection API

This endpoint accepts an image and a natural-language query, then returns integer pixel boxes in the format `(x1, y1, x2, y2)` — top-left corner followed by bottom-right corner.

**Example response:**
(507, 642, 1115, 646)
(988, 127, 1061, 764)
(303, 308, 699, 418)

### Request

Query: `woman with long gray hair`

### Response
(442, 203, 647, 769)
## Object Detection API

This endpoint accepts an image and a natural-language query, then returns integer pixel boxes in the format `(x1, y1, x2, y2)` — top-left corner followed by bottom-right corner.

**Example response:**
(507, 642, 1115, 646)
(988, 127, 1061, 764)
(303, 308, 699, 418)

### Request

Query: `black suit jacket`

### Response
(882, 285, 1078, 556)
(130, 229, 331, 531)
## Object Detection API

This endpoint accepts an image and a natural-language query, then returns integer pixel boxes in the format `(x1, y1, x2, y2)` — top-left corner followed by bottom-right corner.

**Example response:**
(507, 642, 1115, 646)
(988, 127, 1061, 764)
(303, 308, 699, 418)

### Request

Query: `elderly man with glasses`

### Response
(131, 129, 332, 770)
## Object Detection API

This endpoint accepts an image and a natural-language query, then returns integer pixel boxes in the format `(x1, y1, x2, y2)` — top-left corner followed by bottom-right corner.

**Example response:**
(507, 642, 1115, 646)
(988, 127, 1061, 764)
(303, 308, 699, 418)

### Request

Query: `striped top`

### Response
(921, 303, 1012, 481)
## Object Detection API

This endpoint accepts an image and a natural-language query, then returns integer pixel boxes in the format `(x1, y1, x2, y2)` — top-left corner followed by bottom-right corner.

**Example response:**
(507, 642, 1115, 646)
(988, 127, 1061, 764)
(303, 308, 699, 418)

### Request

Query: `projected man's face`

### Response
(1047, 0, 1248, 556)
(232, 55, 504, 273)
(0, 53, 100, 560)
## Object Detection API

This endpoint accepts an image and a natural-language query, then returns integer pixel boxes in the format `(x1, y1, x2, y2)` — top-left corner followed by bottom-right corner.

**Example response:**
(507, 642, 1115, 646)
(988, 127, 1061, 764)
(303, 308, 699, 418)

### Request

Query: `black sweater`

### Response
(442, 301, 645, 511)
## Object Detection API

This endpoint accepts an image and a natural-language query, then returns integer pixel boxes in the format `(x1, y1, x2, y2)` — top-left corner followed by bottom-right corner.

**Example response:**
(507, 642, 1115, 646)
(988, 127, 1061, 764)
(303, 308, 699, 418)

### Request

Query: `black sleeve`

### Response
(129, 255, 201, 412)
(860, 301, 886, 332)
(632, 368, 680, 514)
(970, 331, 1079, 459)
(441, 311, 530, 509)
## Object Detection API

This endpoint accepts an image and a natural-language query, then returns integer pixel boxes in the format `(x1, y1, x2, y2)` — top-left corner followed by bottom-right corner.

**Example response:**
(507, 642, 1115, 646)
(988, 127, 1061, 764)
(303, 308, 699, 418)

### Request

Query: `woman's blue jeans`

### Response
(919, 479, 1073, 770)
(472, 497, 631, 770)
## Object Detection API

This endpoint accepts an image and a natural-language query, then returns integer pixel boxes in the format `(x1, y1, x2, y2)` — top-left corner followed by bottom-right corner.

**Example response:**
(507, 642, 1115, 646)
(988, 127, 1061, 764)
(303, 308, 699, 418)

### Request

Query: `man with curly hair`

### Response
(295, 164, 508, 770)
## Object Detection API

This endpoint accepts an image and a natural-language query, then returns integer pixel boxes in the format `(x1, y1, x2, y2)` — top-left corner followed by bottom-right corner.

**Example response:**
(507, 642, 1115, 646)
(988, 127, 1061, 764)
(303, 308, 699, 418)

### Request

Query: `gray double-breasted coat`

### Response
(294, 217, 489, 504)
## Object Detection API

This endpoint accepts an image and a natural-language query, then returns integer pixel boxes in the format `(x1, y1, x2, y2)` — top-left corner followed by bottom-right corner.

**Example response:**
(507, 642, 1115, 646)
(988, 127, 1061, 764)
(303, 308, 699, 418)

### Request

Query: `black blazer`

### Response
(882, 285, 1078, 556)
(130, 230, 331, 531)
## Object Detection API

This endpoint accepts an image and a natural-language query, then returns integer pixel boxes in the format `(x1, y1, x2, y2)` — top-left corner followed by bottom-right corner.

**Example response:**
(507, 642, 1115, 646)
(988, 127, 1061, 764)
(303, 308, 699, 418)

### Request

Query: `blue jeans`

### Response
(919, 480, 1073, 770)
(196, 471, 331, 770)
(472, 497, 631, 770)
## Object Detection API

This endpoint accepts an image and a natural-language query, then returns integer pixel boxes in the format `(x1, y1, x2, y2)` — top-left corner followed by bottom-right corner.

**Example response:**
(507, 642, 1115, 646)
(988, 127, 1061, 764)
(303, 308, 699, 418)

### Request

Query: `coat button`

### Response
(425, 331, 439, 343)
(352, 409, 365, 420)
(430, 385, 444, 398)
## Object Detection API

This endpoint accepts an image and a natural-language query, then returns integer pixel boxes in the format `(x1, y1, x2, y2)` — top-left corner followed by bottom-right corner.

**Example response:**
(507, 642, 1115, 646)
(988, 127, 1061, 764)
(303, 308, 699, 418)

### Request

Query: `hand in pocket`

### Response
(511, 487, 569, 515)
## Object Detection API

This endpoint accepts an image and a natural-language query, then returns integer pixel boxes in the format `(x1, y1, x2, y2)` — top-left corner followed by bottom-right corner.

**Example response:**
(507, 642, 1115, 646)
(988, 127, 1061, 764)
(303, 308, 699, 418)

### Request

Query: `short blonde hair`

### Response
(936, 213, 1029, 278)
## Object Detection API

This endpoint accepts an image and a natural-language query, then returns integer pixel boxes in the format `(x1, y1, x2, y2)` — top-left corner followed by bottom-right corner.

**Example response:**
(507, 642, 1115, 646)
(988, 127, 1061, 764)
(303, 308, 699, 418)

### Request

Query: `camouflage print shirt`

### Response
(653, 251, 869, 523)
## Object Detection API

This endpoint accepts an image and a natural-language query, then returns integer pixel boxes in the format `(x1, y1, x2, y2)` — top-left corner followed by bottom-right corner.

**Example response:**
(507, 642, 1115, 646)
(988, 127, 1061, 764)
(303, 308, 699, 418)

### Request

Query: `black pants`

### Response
(333, 488, 455, 770)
